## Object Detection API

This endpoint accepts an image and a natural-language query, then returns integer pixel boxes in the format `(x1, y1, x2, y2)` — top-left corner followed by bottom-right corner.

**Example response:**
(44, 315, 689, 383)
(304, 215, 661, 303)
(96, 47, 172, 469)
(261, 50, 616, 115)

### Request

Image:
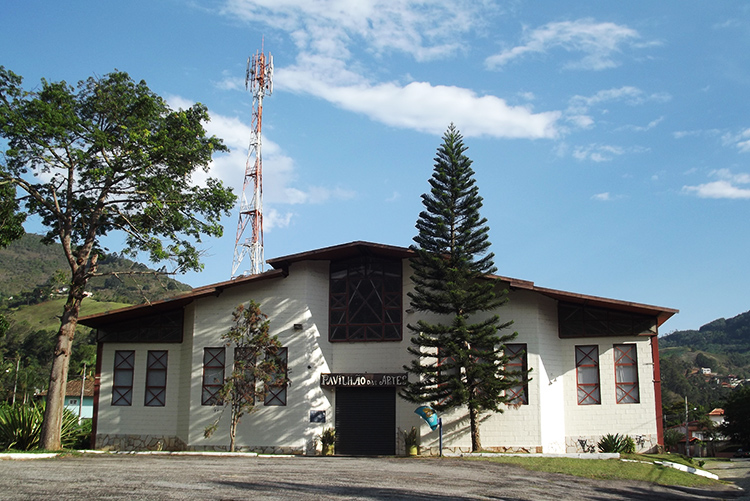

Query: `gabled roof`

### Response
(39, 378, 94, 397)
(79, 268, 286, 328)
(498, 276, 678, 328)
(79, 240, 677, 329)
(266, 240, 414, 270)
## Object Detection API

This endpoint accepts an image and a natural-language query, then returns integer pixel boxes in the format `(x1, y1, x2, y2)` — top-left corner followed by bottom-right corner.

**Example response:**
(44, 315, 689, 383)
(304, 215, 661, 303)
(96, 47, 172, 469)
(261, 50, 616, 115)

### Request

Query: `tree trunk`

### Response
(39, 287, 83, 450)
(469, 406, 482, 452)
(229, 415, 237, 452)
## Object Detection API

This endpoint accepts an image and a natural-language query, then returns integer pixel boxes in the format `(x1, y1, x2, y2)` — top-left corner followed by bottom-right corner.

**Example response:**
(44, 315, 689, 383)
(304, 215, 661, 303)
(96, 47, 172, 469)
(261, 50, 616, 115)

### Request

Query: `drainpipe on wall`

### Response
(91, 341, 103, 449)
(651, 334, 664, 449)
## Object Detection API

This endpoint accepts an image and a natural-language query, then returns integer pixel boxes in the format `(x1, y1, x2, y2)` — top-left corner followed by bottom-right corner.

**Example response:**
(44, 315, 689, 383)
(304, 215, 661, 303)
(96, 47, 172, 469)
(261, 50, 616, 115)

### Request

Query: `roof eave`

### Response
(78, 268, 286, 329)
(488, 274, 678, 329)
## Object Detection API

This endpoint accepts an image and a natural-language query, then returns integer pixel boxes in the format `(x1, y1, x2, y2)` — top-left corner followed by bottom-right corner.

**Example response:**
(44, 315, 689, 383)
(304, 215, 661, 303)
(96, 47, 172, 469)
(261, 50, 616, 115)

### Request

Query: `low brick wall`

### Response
(96, 434, 188, 452)
(421, 445, 543, 456)
(565, 434, 658, 454)
(95, 434, 305, 455)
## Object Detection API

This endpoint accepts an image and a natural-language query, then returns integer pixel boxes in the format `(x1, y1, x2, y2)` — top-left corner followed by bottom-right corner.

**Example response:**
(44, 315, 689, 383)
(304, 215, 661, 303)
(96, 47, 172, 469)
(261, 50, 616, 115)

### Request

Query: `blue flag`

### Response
(415, 406, 439, 430)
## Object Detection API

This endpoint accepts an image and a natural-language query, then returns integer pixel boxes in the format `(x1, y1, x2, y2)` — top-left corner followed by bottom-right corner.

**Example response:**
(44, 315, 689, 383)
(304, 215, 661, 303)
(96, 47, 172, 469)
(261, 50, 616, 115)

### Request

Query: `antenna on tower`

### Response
(232, 43, 273, 278)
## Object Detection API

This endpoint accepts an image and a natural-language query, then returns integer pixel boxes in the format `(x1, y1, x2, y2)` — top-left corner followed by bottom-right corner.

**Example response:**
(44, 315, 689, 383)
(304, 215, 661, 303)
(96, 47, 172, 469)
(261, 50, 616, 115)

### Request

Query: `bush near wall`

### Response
(0, 402, 89, 450)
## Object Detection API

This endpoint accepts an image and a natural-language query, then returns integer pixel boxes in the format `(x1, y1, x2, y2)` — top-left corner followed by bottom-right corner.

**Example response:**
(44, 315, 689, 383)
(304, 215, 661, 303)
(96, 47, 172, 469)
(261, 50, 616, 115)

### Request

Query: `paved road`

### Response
(0, 455, 743, 500)
(705, 460, 750, 500)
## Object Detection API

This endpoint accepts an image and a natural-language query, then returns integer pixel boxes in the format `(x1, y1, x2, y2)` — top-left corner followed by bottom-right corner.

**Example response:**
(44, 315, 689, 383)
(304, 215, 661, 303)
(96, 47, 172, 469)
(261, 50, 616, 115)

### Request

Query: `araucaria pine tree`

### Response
(401, 124, 528, 452)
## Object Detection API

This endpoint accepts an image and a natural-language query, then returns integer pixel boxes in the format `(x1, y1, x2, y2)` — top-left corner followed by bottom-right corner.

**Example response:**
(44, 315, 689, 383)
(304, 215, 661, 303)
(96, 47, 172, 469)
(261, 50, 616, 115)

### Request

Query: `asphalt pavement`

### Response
(0, 455, 744, 500)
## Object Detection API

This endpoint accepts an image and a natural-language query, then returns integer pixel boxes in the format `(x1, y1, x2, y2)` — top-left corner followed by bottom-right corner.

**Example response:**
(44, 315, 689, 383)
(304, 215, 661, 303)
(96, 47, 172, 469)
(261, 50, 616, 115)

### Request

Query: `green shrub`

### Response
(0, 402, 88, 451)
(663, 428, 685, 452)
(598, 433, 636, 453)
(0, 403, 42, 450)
(402, 427, 418, 447)
(69, 419, 92, 449)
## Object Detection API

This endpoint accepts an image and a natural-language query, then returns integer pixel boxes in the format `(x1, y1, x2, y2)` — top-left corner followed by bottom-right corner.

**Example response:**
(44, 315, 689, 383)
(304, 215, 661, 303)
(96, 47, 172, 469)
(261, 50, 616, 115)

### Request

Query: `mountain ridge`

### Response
(0, 233, 192, 306)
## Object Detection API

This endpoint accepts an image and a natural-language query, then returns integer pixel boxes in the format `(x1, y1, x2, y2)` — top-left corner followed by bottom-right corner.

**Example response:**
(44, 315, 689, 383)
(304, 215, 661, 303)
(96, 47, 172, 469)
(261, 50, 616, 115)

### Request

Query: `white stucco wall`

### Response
(186, 260, 332, 452)
(94, 254, 663, 454)
(97, 341, 188, 438)
(413, 286, 551, 453)
(562, 335, 658, 452)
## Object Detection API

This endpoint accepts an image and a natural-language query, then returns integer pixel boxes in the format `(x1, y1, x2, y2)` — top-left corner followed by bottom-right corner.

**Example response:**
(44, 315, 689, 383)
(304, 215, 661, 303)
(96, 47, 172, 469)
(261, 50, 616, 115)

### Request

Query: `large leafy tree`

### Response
(400, 124, 527, 452)
(205, 301, 289, 452)
(0, 67, 236, 449)
(0, 180, 25, 247)
(722, 385, 750, 448)
(0, 175, 26, 338)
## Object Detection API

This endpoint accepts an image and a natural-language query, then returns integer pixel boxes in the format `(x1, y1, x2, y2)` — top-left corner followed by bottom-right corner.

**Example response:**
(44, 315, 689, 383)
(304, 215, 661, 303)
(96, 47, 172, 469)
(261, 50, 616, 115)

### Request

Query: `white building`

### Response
(80, 241, 677, 455)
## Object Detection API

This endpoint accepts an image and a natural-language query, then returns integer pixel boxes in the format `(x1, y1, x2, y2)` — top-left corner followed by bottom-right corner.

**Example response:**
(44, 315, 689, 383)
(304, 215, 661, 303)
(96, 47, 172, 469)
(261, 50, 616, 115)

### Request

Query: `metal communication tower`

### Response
(232, 46, 273, 278)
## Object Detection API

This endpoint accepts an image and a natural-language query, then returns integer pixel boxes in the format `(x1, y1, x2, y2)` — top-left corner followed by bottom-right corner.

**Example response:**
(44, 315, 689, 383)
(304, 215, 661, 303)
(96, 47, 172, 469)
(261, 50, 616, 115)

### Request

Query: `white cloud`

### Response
(222, 0, 484, 62)
(218, 0, 560, 140)
(572, 144, 625, 162)
(278, 65, 560, 139)
(683, 169, 750, 199)
(213, 73, 244, 92)
(565, 114, 594, 129)
(591, 192, 624, 201)
(564, 87, 669, 131)
(264, 208, 294, 230)
(568, 87, 670, 115)
(674, 129, 722, 140)
(485, 19, 644, 71)
(673, 130, 699, 139)
(722, 128, 750, 153)
(166, 95, 356, 226)
(282, 185, 356, 205)
(623, 116, 664, 132)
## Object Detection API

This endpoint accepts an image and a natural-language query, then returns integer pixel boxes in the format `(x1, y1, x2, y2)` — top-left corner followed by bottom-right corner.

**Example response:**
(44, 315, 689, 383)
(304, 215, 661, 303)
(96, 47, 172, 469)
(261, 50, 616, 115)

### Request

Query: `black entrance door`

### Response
(335, 387, 395, 455)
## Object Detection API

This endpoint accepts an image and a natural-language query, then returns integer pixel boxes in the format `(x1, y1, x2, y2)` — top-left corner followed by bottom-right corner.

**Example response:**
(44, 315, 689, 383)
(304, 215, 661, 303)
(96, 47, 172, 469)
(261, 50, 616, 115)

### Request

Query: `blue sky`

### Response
(3, 1, 750, 333)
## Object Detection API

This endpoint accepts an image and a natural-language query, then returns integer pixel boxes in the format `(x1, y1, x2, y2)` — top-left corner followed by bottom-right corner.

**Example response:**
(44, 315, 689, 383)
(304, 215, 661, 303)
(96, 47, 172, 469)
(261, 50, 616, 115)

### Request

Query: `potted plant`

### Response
(403, 427, 419, 456)
(320, 428, 336, 456)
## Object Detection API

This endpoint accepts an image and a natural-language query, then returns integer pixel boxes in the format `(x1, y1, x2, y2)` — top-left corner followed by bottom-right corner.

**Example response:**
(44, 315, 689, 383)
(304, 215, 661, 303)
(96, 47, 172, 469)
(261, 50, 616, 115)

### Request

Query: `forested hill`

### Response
(660, 310, 750, 359)
(658, 310, 750, 416)
(0, 233, 192, 305)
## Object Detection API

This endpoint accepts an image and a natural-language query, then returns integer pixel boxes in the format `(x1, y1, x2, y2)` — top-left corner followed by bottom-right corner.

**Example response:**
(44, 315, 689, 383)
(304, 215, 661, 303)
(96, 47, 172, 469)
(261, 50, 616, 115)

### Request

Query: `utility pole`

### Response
(685, 395, 690, 457)
(11, 355, 19, 406)
(79, 362, 86, 424)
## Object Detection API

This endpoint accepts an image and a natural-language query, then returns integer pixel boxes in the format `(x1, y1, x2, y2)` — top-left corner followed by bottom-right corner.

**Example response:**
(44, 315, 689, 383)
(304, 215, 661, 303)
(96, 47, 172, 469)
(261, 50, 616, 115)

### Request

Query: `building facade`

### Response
(80, 241, 676, 455)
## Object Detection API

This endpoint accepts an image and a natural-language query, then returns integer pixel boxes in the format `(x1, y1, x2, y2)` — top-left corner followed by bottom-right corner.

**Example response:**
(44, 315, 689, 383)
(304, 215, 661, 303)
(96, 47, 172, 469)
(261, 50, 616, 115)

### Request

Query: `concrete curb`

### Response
(0, 450, 266, 460)
(0, 453, 59, 460)
(454, 452, 621, 460)
(652, 460, 719, 480)
(462, 452, 720, 480)
(108, 451, 260, 457)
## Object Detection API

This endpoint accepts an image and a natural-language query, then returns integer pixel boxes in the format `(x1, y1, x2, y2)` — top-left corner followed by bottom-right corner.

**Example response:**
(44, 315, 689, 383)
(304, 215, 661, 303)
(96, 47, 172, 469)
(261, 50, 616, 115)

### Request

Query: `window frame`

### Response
(575, 345, 601, 405)
(264, 347, 288, 406)
(614, 344, 640, 404)
(112, 350, 135, 406)
(329, 256, 402, 342)
(505, 343, 529, 405)
(144, 350, 168, 407)
(234, 346, 256, 406)
(202, 347, 225, 406)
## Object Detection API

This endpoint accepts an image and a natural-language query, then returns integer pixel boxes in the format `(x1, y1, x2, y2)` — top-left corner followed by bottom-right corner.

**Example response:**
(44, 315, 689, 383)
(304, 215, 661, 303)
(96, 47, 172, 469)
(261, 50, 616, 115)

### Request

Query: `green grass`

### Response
(628, 452, 709, 469)
(467, 455, 725, 489)
(8, 298, 131, 333)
